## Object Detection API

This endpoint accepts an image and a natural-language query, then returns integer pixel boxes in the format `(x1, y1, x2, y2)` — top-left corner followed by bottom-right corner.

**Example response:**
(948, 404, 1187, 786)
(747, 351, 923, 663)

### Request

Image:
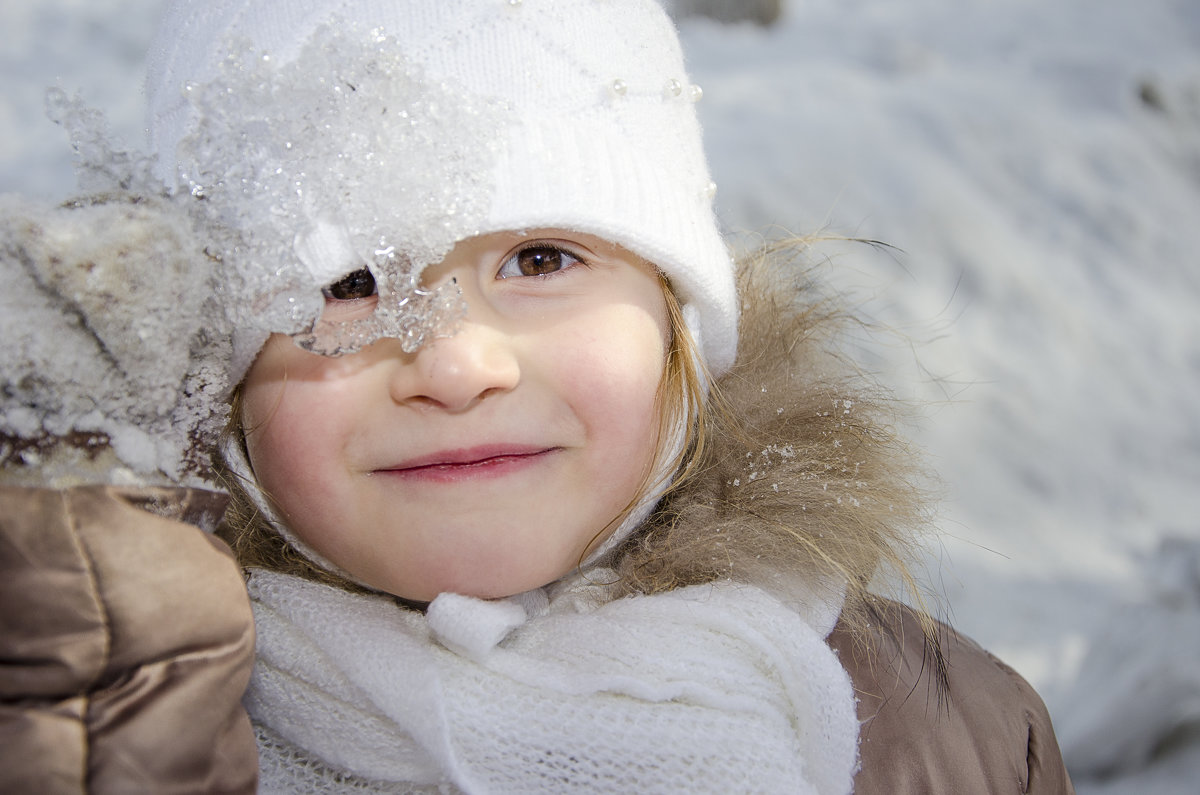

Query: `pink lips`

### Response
(375, 445, 557, 483)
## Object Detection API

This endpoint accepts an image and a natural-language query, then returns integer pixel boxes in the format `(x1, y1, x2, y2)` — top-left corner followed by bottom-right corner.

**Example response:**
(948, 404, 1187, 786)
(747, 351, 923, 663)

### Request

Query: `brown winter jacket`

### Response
(0, 485, 258, 794)
(0, 484, 1070, 793)
(828, 602, 1075, 794)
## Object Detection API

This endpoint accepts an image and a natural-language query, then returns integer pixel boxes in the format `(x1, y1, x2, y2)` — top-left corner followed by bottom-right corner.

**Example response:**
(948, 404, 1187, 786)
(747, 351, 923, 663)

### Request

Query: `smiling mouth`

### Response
(376, 446, 558, 482)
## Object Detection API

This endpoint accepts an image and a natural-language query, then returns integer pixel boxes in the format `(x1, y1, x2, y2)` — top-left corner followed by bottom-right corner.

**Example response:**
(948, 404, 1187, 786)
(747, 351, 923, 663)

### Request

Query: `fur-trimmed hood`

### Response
(616, 240, 934, 626)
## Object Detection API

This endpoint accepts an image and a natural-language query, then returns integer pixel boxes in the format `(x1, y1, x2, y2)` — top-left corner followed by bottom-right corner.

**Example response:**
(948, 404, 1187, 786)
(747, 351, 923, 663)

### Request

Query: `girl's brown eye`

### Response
(323, 268, 377, 300)
(517, 247, 564, 276)
(497, 244, 582, 279)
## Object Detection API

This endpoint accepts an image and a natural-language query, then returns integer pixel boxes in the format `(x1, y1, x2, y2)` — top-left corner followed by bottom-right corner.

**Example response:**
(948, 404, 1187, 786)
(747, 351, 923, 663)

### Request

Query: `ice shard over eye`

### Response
(178, 23, 502, 356)
(323, 267, 377, 300)
(291, 246, 465, 357)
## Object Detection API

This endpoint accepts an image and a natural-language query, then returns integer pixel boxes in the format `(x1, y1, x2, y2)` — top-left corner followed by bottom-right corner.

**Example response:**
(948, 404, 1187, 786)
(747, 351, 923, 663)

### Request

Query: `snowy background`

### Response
(2, 0, 1198, 791)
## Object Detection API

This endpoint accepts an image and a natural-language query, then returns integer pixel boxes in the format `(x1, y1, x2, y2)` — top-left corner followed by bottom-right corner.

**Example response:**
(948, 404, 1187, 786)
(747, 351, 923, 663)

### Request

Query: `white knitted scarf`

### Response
(246, 570, 860, 794)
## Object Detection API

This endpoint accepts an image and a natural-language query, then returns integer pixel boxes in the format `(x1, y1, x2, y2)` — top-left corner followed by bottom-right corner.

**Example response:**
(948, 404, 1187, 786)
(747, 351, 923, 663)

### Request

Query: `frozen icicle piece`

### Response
(288, 219, 462, 356)
(291, 248, 463, 356)
(175, 23, 501, 352)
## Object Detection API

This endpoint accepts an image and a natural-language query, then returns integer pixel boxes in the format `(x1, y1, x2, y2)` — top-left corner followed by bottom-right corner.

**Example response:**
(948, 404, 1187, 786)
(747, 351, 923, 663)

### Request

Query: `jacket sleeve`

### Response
(827, 599, 1075, 795)
(0, 485, 258, 794)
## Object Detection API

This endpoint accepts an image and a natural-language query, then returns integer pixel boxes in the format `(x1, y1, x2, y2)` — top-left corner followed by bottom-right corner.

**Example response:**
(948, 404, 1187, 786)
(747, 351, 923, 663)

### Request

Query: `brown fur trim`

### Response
(613, 239, 938, 640)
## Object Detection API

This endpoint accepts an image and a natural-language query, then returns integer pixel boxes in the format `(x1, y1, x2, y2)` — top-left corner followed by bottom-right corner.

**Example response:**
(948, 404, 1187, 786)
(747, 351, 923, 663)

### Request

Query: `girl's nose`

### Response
(388, 319, 520, 412)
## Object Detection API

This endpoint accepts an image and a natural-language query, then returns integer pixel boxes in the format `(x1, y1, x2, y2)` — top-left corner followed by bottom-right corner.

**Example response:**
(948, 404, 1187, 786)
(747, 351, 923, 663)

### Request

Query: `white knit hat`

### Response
(145, 0, 738, 381)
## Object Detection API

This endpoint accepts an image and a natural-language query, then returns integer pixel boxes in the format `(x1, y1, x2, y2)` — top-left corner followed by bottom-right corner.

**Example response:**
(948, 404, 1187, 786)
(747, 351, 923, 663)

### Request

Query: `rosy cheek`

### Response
(245, 384, 327, 492)
(564, 323, 665, 445)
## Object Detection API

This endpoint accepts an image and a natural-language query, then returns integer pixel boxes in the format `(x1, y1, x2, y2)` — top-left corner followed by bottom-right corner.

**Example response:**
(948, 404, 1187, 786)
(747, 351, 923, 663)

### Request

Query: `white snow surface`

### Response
(2, 0, 1198, 791)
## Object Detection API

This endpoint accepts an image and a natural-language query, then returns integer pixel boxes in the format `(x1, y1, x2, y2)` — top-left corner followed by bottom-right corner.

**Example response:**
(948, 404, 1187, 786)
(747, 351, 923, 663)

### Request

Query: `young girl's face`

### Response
(241, 229, 670, 601)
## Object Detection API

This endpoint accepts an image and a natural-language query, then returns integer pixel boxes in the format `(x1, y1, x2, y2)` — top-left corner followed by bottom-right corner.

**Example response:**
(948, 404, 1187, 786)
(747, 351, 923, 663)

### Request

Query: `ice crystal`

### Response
(44, 88, 162, 196)
(176, 23, 509, 352)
